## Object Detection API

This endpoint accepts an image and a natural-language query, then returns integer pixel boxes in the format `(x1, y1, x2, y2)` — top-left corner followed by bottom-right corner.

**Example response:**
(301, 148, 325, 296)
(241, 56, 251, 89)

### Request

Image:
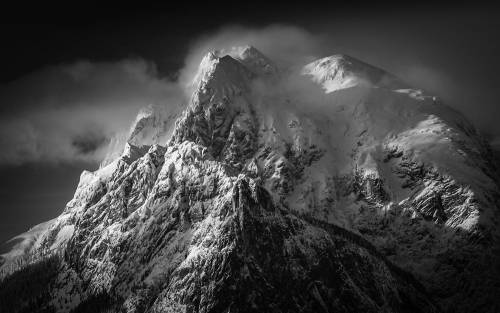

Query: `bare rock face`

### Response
(2, 46, 500, 313)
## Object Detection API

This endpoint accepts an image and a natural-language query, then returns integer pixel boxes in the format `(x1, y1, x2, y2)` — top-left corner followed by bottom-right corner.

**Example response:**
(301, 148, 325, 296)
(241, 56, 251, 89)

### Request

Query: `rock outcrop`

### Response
(2, 46, 499, 313)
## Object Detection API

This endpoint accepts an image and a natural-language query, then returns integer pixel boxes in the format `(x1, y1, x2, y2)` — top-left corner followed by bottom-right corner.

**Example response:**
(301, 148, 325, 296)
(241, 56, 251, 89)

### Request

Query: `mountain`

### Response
(1, 46, 499, 313)
(303, 54, 407, 92)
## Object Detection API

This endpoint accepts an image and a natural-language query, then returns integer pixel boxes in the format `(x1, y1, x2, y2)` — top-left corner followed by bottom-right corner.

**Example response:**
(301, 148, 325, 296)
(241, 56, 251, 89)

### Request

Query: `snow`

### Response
(3, 46, 499, 312)
(226, 45, 278, 75)
(0, 218, 55, 273)
(101, 102, 184, 168)
(50, 225, 75, 250)
(303, 54, 405, 93)
(191, 51, 221, 90)
(7, 47, 495, 248)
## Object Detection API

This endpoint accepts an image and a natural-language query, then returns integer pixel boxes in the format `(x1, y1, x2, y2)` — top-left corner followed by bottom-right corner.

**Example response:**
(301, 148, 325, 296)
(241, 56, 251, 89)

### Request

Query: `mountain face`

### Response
(1, 46, 499, 313)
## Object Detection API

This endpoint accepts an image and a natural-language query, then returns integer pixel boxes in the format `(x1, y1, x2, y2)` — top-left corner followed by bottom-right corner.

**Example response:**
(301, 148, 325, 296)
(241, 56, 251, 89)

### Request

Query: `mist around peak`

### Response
(0, 24, 493, 167)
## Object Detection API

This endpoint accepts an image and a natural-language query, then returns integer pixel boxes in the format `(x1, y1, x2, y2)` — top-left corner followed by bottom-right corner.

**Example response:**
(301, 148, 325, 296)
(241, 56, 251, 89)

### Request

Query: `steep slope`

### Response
(0, 219, 55, 273)
(100, 103, 184, 167)
(303, 54, 407, 92)
(1, 46, 499, 313)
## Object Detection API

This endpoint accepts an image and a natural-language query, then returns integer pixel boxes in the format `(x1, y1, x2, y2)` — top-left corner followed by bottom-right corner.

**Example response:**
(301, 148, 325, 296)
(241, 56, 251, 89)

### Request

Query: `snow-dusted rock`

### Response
(2, 46, 499, 313)
(302, 54, 407, 92)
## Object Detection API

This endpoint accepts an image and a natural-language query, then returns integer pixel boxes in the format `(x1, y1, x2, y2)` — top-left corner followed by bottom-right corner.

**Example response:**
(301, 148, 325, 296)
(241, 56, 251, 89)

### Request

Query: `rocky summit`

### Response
(1, 46, 499, 313)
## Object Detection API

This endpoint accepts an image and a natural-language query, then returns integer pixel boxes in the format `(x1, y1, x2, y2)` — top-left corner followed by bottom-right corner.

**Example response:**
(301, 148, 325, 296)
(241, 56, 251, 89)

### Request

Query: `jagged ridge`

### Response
(1, 46, 500, 313)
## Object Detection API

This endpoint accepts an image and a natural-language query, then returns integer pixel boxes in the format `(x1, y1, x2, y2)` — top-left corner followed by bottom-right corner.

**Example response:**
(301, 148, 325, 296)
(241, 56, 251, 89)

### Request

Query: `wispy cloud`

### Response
(1, 23, 497, 166)
(0, 59, 184, 165)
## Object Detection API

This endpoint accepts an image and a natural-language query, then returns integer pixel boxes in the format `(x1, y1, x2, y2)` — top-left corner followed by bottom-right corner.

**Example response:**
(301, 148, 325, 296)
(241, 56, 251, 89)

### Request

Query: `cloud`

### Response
(185, 24, 500, 144)
(0, 25, 333, 166)
(0, 25, 408, 166)
(0, 59, 185, 165)
(3, 23, 496, 166)
(180, 24, 325, 87)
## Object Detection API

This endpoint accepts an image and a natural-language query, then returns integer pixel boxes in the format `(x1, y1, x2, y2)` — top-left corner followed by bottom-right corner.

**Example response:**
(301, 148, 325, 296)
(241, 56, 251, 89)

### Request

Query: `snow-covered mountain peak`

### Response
(226, 45, 260, 58)
(100, 103, 183, 167)
(127, 103, 167, 146)
(2, 46, 500, 313)
(191, 50, 219, 85)
(303, 54, 406, 92)
(191, 46, 277, 91)
(132, 104, 161, 125)
(191, 50, 253, 99)
(225, 45, 278, 75)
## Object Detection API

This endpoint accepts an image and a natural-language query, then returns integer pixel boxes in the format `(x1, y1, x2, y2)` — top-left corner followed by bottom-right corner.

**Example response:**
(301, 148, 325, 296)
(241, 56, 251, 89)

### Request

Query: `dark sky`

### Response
(0, 163, 85, 247)
(1, 2, 500, 243)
